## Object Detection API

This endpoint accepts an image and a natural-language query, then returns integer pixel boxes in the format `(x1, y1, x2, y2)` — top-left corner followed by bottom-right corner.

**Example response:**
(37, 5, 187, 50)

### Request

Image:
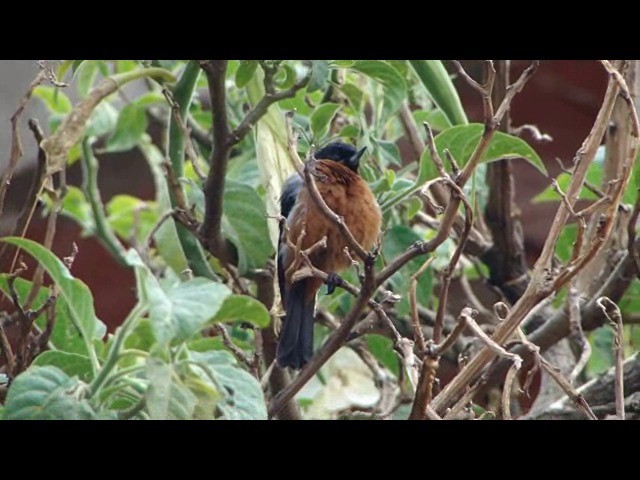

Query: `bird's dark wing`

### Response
(277, 174, 304, 302)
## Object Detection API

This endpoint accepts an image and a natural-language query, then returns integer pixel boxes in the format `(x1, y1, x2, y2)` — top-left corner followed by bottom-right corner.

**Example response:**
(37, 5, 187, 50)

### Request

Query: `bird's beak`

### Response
(348, 146, 367, 171)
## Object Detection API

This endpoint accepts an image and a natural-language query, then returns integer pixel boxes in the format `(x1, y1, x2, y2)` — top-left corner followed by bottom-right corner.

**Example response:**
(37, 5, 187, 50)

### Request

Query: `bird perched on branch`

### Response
(276, 142, 382, 369)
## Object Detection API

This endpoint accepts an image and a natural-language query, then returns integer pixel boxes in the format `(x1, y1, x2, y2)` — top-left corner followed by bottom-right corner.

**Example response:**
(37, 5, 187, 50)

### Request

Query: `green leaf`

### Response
(0, 238, 104, 369)
(340, 82, 364, 112)
(405, 196, 424, 220)
(554, 224, 577, 263)
(123, 318, 156, 352)
(116, 60, 138, 73)
(308, 60, 330, 93)
(366, 334, 399, 376)
(275, 63, 297, 90)
(417, 123, 546, 185)
(105, 103, 148, 153)
(139, 140, 189, 274)
(222, 179, 275, 272)
(145, 357, 197, 420)
(33, 86, 72, 114)
(409, 60, 468, 126)
(133, 91, 165, 108)
(47, 185, 94, 234)
(310, 102, 340, 140)
(413, 108, 453, 132)
(213, 294, 271, 328)
(387, 60, 409, 77)
(75, 61, 99, 98)
(374, 138, 401, 167)
(587, 327, 615, 377)
(143, 274, 231, 344)
(57, 60, 75, 80)
(4, 366, 96, 420)
(0, 275, 87, 356)
(349, 61, 407, 124)
(235, 60, 258, 88)
(86, 101, 119, 139)
(106, 194, 158, 243)
(533, 167, 602, 203)
(0, 274, 48, 311)
(32, 351, 94, 383)
(382, 226, 433, 317)
(189, 350, 267, 420)
(339, 124, 360, 139)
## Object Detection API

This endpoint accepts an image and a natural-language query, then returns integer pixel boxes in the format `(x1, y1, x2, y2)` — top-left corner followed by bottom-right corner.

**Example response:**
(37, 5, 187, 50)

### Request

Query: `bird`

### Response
(276, 141, 382, 369)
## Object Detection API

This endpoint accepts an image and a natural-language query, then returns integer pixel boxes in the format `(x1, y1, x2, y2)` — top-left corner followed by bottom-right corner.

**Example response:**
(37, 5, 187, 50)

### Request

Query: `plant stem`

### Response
(81, 139, 129, 266)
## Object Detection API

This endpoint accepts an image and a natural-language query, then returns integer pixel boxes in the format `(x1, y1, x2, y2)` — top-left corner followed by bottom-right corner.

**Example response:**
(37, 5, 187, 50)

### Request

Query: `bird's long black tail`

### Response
(276, 279, 315, 370)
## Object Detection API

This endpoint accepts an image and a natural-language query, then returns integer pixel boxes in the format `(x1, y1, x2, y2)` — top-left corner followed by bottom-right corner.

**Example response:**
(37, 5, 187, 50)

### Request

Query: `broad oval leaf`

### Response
(307, 60, 330, 93)
(213, 294, 271, 328)
(417, 123, 546, 185)
(142, 270, 232, 344)
(349, 60, 407, 124)
(310, 102, 340, 140)
(106, 194, 158, 243)
(32, 351, 94, 382)
(33, 86, 72, 115)
(235, 60, 258, 88)
(189, 350, 267, 420)
(75, 61, 99, 98)
(4, 366, 96, 420)
(105, 103, 148, 153)
(145, 356, 197, 420)
(222, 179, 274, 272)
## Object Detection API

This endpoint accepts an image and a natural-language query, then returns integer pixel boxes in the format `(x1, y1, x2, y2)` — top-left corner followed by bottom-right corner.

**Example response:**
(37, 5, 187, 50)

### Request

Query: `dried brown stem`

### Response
(0, 322, 14, 375)
(198, 61, 310, 261)
(430, 59, 623, 416)
(409, 257, 434, 354)
(213, 324, 254, 372)
(199, 60, 231, 260)
(596, 296, 625, 419)
(0, 68, 47, 220)
(433, 178, 474, 344)
(516, 328, 597, 420)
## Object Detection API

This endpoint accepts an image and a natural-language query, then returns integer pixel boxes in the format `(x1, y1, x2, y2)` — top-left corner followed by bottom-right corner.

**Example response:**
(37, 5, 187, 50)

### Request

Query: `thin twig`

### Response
(213, 324, 254, 371)
(432, 178, 474, 344)
(409, 257, 434, 354)
(198, 60, 311, 260)
(0, 321, 14, 375)
(430, 59, 625, 416)
(0, 67, 47, 219)
(568, 285, 591, 384)
(596, 296, 625, 420)
(515, 327, 597, 420)
(162, 88, 206, 181)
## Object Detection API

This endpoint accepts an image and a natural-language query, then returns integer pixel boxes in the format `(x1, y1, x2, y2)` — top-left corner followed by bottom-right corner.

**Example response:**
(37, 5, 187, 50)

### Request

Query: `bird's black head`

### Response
(314, 141, 367, 173)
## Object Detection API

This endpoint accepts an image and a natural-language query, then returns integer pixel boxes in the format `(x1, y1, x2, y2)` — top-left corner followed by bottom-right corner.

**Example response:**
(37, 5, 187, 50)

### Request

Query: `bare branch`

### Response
(596, 296, 625, 419)
(409, 257, 434, 354)
(229, 64, 312, 146)
(0, 67, 46, 219)
(198, 60, 231, 260)
(516, 328, 597, 420)
(430, 60, 626, 416)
